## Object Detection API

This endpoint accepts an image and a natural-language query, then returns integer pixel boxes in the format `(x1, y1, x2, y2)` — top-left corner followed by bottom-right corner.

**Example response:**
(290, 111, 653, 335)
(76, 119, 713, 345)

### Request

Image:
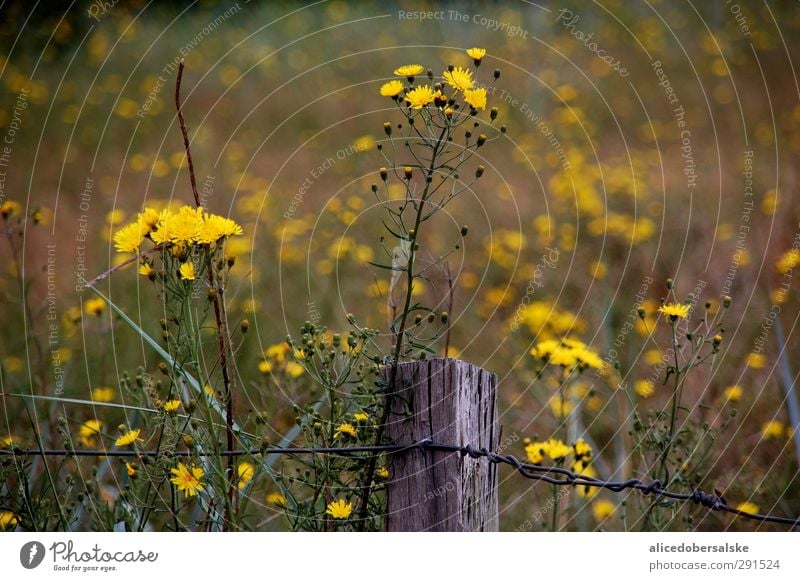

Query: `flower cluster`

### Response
(113, 205, 243, 254)
(379, 48, 493, 115)
(529, 337, 605, 371)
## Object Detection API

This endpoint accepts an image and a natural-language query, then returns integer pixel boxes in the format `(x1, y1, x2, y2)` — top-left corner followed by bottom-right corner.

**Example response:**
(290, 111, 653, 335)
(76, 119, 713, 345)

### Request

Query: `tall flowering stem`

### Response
(175, 60, 238, 530)
(355, 53, 501, 527)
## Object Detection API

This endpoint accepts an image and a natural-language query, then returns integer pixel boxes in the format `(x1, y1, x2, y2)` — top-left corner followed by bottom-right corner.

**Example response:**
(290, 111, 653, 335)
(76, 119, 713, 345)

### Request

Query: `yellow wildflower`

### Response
(125, 462, 137, 477)
(634, 380, 655, 398)
(723, 385, 742, 402)
(84, 296, 106, 316)
(525, 440, 548, 464)
(736, 501, 759, 515)
(284, 361, 305, 378)
(237, 461, 254, 489)
(0, 511, 18, 530)
(376, 466, 390, 479)
(91, 387, 115, 402)
(405, 84, 437, 109)
(443, 66, 474, 92)
(163, 399, 181, 413)
(658, 303, 690, 319)
(113, 221, 148, 253)
(761, 420, 786, 439)
(170, 462, 205, 497)
(138, 263, 154, 277)
(380, 80, 404, 97)
(393, 64, 424, 78)
(334, 422, 357, 439)
(546, 438, 570, 461)
(466, 47, 486, 64)
(179, 262, 196, 281)
(353, 411, 369, 423)
(592, 500, 616, 521)
(115, 428, 141, 447)
(325, 498, 353, 519)
(746, 352, 766, 369)
(267, 492, 286, 507)
(198, 213, 243, 245)
(463, 87, 487, 110)
(79, 419, 103, 447)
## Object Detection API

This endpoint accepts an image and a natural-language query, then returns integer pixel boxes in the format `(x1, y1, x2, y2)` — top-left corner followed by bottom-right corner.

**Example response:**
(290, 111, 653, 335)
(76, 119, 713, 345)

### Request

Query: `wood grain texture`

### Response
(384, 358, 499, 531)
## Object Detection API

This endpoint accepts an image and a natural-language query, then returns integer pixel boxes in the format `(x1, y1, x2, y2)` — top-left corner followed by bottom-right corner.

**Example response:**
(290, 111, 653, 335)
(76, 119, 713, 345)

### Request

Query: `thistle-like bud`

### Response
(384, 122, 392, 135)
(475, 165, 485, 178)
(380, 167, 388, 181)
(494, 69, 501, 80)
(490, 107, 498, 121)
(723, 295, 732, 308)
(404, 166, 413, 180)
(461, 225, 469, 236)
(240, 319, 249, 334)
(476, 134, 487, 147)
(666, 278, 674, 289)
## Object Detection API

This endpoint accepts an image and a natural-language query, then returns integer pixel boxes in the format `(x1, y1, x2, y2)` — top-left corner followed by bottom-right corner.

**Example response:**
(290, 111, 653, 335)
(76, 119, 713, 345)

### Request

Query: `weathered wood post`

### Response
(384, 358, 499, 531)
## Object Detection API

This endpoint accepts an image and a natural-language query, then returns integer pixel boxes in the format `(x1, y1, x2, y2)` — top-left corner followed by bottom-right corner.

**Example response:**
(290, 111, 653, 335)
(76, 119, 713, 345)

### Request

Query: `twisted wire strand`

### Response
(3, 439, 798, 527)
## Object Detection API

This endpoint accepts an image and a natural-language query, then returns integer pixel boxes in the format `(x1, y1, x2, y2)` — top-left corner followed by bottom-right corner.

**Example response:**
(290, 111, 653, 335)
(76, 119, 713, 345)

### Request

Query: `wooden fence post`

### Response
(383, 357, 499, 531)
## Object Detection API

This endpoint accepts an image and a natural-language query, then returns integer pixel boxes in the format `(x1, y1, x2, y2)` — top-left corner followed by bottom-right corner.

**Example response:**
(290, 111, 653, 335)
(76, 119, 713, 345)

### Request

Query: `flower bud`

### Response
(475, 165, 485, 178)
(379, 167, 388, 181)
(404, 166, 413, 180)
(490, 107, 498, 121)
(384, 122, 392, 135)
(476, 134, 487, 147)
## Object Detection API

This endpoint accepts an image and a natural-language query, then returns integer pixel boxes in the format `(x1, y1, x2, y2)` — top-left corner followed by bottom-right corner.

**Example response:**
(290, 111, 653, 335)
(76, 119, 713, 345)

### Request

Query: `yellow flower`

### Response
(736, 501, 759, 515)
(443, 66, 474, 92)
(151, 206, 204, 245)
(658, 303, 690, 319)
(265, 343, 291, 363)
(776, 249, 800, 274)
(237, 461, 254, 489)
(198, 213, 243, 245)
(466, 47, 486, 63)
(0, 510, 18, 530)
(91, 387, 115, 403)
(179, 262, 196, 281)
(138, 263, 154, 277)
(380, 80, 404, 97)
(573, 438, 592, 461)
(393, 64, 424, 78)
(761, 420, 786, 439)
(115, 428, 141, 447)
(644, 349, 663, 365)
(125, 462, 137, 477)
(284, 361, 305, 378)
(723, 385, 742, 402)
(2, 356, 22, 373)
(525, 440, 548, 464)
(1, 435, 16, 448)
(137, 207, 160, 233)
(592, 499, 616, 521)
(463, 87, 487, 110)
(170, 462, 205, 497)
(746, 352, 766, 369)
(84, 296, 106, 316)
(258, 360, 273, 374)
(267, 492, 286, 507)
(353, 411, 369, 423)
(1, 200, 21, 220)
(113, 221, 148, 253)
(106, 209, 126, 225)
(325, 498, 353, 519)
(163, 399, 181, 413)
(634, 379, 655, 398)
(546, 438, 570, 461)
(405, 84, 437, 109)
(334, 422, 357, 439)
(79, 419, 103, 447)
(376, 466, 390, 479)
(573, 462, 598, 498)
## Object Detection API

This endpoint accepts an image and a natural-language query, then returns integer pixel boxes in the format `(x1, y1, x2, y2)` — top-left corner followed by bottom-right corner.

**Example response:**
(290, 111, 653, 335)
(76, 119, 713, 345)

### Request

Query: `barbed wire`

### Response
(3, 439, 798, 527)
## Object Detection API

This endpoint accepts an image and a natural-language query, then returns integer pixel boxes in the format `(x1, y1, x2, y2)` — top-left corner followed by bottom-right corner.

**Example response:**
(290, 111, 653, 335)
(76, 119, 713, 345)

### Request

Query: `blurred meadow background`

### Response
(1, 0, 800, 531)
